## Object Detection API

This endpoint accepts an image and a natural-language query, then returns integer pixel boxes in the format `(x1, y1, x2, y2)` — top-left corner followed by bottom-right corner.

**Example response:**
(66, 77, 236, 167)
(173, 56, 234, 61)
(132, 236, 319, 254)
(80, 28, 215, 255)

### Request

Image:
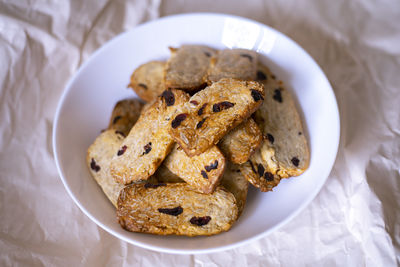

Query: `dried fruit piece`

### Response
(171, 113, 187, 128)
(158, 206, 183, 216)
(196, 118, 206, 129)
(257, 70, 267, 80)
(190, 216, 211, 226)
(197, 103, 207, 116)
(205, 160, 218, 172)
(291, 157, 300, 167)
(201, 170, 208, 179)
(266, 133, 274, 144)
(251, 89, 264, 101)
(117, 145, 127, 156)
(273, 88, 283, 103)
(212, 101, 235, 112)
(90, 158, 100, 172)
(142, 142, 152, 155)
(161, 90, 175, 106)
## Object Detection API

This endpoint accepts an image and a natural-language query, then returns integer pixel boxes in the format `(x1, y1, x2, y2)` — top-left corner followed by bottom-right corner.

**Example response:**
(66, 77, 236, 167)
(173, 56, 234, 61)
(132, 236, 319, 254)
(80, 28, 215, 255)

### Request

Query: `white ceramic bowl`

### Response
(53, 13, 340, 254)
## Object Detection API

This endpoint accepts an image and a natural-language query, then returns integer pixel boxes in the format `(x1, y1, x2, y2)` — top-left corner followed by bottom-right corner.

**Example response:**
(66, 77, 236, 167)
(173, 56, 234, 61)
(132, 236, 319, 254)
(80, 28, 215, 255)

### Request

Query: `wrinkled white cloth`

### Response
(0, 0, 399, 266)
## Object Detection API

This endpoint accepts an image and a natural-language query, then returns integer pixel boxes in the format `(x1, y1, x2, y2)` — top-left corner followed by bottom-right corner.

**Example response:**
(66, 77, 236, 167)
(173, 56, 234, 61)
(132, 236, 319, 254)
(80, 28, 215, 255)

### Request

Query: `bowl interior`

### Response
(53, 13, 339, 254)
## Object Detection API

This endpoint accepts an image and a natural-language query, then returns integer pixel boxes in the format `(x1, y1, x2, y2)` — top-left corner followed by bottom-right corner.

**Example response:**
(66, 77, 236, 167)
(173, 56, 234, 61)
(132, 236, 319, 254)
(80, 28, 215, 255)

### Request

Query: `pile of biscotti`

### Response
(87, 45, 310, 236)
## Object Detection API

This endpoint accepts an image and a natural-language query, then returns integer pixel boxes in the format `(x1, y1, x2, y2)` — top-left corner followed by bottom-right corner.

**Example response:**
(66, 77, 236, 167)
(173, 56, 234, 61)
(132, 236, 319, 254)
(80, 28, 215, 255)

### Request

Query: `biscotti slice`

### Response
(153, 163, 184, 183)
(164, 45, 217, 92)
(108, 99, 144, 136)
(207, 49, 258, 83)
(169, 78, 264, 156)
(86, 129, 126, 207)
(164, 144, 226, 194)
(241, 64, 310, 191)
(117, 183, 238, 236)
(110, 89, 190, 184)
(128, 61, 166, 102)
(220, 162, 249, 216)
(219, 118, 263, 164)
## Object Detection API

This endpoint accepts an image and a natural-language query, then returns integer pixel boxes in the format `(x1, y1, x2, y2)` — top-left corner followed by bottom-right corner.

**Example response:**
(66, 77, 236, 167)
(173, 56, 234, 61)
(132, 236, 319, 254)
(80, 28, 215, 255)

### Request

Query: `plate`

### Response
(53, 13, 340, 254)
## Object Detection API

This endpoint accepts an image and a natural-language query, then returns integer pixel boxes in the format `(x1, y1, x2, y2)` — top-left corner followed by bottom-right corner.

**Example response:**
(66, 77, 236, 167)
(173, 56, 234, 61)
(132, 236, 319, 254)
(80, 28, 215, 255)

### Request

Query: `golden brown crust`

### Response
(241, 63, 310, 191)
(220, 162, 249, 216)
(169, 78, 265, 156)
(117, 183, 238, 236)
(108, 99, 143, 136)
(153, 163, 185, 183)
(164, 45, 217, 91)
(219, 118, 263, 164)
(86, 130, 125, 207)
(128, 61, 166, 102)
(110, 89, 190, 184)
(207, 49, 258, 83)
(164, 144, 226, 194)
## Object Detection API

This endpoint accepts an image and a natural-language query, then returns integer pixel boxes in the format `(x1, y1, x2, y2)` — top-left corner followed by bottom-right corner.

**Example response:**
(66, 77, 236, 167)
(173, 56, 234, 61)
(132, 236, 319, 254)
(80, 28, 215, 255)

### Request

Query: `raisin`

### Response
(205, 160, 218, 172)
(113, 116, 121, 124)
(240, 54, 253, 62)
(190, 216, 211, 226)
(204, 51, 211, 57)
(271, 74, 276, 80)
(138, 83, 148, 90)
(161, 90, 175, 106)
(212, 101, 234, 112)
(257, 71, 267, 80)
(90, 158, 100, 172)
(144, 183, 166, 189)
(291, 157, 300, 167)
(266, 133, 274, 144)
(196, 118, 206, 129)
(249, 161, 256, 173)
(201, 170, 208, 179)
(158, 206, 183, 216)
(236, 169, 241, 173)
(117, 145, 127, 156)
(197, 103, 207, 116)
(142, 142, 152, 155)
(115, 130, 126, 137)
(264, 172, 274, 181)
(190, 100, 199, 105)
(298, 132, 302, 135)
(171, 113, 187, 128)
(251, 89, 264, 101)
(257, 164, 265, 177)
(273, 89, 283, 103)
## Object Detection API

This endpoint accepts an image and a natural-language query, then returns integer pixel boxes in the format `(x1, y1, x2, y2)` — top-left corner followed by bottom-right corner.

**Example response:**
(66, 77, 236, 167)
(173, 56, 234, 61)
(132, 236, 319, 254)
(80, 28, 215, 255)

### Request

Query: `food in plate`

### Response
(86, 46, 309, 236)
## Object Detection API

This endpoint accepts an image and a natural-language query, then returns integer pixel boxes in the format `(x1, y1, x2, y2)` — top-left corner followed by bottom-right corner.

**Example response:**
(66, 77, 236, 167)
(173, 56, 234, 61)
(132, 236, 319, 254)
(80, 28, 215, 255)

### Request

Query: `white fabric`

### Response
(0, 0, 399, 266)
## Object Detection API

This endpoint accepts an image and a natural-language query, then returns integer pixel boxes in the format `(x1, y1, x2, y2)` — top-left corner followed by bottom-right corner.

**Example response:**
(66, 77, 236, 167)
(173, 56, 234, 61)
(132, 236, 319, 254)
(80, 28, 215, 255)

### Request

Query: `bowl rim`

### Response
(53, 12, 340, 254)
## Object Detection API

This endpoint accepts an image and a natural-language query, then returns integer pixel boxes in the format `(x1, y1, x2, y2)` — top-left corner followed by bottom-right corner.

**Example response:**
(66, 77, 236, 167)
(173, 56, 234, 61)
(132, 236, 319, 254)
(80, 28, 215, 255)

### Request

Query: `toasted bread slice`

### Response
(117, 183, 238, 236)
(164, 144, 226, 194)
(128, 61, 165, 102)
(207, 49, 257, 83)
(165, 45, 217, 92)
(110, 89, 190, 184)
(169, 78, 264, 156)
(219, 118, 262, 164)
